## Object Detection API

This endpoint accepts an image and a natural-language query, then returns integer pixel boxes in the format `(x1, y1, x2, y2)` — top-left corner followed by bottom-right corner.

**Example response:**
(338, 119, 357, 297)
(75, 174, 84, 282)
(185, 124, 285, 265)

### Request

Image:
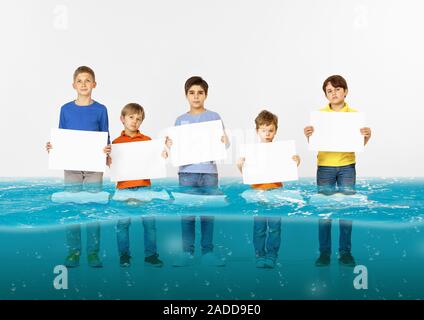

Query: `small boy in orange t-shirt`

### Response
(237, 110, 300, 268)
(109, 103, 169, 268)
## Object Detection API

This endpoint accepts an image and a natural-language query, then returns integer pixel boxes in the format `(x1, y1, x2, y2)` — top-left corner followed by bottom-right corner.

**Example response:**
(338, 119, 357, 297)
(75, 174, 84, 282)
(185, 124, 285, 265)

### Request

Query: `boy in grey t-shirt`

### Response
(169, 76, 229, 267)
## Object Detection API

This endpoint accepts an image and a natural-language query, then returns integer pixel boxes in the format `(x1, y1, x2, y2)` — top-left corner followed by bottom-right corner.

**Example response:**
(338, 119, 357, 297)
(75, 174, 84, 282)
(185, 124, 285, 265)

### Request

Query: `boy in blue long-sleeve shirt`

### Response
(47, 66, 110, 268)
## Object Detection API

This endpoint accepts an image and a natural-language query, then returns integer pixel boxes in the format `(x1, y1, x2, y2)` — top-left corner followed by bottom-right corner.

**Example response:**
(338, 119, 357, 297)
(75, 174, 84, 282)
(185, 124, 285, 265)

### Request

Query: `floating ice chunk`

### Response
(51, 191, 110, 204)
(171, 192, 229, 207)
(241, 189, 305, 205)
(309, 193, 368, 207)
(112, 188, 170, 202)
(318, 212, 333, 218)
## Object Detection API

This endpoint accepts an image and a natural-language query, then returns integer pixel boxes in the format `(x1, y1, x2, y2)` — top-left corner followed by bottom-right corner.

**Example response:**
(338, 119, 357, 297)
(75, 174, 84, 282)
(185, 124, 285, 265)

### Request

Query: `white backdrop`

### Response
(1, 0, 423, 177)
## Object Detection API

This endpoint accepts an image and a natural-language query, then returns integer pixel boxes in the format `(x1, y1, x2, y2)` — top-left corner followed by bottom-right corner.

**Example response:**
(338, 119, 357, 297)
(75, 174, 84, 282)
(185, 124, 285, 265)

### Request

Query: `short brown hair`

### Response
(184, 76, 209, 95)
(121, 103, 145, 121)
(322, 75, 348, 93)
(255, 110, 278, 131)
(73, 66, 96, 81)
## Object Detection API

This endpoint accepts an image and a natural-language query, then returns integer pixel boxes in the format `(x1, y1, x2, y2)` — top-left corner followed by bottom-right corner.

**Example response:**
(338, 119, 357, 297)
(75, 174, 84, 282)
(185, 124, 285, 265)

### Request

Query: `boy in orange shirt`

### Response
(237, 110, 300, 268)
(109, 103, 168, 267)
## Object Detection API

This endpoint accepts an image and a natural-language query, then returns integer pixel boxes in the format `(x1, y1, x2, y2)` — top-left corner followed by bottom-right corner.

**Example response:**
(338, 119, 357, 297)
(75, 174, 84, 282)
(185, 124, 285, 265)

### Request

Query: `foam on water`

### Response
(0, 178, 423, 229)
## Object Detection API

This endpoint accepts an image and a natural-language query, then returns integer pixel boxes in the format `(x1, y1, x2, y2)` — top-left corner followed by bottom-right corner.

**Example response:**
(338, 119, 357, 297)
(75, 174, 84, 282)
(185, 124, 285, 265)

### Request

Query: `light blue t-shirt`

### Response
(174, 109, 223, 174)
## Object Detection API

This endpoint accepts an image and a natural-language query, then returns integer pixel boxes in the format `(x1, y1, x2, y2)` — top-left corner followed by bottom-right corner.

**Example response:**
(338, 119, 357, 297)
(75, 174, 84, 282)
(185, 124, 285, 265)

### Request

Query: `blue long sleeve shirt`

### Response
(59, 100, 110, 143)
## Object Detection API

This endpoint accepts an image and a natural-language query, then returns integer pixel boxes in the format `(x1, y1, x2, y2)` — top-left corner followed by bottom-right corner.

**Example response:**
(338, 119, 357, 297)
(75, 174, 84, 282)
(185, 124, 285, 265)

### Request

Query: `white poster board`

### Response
(241, 140, 299, 184)
(308, 112, 365, 152)
(109, 139, 167, 181)
(167, 120, 227, 167)
(48, 128, 108, 172)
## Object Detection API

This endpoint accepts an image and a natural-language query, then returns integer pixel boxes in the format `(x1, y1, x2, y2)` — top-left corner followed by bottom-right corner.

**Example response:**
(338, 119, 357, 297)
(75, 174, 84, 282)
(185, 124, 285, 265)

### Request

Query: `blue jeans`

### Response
(316, 164, 355, 254)
(317, 164, 356, 195)
(115, 186, 158, 257)
(116, 216, 158, 258)
(253, 216, 281, 259)
(318, 219, 352, 255)
(178, 173, 218, 255)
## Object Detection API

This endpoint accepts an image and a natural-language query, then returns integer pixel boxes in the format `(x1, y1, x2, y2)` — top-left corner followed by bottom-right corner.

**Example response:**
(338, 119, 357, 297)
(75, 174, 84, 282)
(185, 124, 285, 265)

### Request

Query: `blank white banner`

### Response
(48, 128, 108, 172)
(167, 120, 227, 167)
(242, 140, 298, 184)
(308, 112, 365, 152)
(109, 139, 167, 182)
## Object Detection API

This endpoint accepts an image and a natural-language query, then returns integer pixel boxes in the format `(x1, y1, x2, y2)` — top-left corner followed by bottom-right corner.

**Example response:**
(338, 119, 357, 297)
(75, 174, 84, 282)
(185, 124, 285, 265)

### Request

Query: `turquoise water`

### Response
(0, 178, 423, 299)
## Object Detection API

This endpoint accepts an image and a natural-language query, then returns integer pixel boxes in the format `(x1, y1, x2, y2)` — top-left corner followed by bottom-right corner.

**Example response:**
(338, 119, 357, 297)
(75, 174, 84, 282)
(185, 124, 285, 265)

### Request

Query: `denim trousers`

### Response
(178, 172, 218, 254)
(316, 164, 355, 254)
(116, 216, 157, 258)
(253, 216, 281, 259)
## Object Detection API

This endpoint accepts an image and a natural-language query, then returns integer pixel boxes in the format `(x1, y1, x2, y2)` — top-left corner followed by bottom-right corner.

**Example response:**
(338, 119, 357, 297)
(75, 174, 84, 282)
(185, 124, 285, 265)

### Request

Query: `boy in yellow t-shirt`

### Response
(304, 75, 371, 267)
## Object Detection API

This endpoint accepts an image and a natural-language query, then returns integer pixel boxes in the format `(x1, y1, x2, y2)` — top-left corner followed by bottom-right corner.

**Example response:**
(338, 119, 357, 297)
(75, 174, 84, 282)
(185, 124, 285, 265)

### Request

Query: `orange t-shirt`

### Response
(251, 182, 283, 190)
(112, 130, 152, 189)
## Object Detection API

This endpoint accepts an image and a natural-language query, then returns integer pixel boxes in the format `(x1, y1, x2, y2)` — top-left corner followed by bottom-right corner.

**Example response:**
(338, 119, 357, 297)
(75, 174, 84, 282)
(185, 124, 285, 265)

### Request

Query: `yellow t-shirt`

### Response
(317, 103, 358, 167)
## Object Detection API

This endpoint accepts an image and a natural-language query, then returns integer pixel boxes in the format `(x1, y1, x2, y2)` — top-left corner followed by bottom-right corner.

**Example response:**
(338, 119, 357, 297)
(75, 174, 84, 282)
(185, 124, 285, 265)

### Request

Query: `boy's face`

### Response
(325, 83, 347, 105)
(121, 113, 143, 133)
(257, 124, 277, 143)
(73, 72, 96, 97)
(186, 85, 207, 109)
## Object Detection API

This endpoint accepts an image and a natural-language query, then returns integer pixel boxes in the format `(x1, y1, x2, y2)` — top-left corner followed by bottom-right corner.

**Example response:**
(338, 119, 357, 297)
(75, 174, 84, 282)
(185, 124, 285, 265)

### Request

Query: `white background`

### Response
(1, 0, 423, 177)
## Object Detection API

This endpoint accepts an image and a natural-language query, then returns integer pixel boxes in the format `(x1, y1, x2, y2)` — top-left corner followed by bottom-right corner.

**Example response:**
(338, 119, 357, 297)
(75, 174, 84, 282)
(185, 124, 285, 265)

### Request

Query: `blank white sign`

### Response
(109, 139, 167, 181)
(167, 120, 227, 167)
(242, 140, 299, 184)
(49, 128, 108, 172)
(308, 112, 365, 152)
